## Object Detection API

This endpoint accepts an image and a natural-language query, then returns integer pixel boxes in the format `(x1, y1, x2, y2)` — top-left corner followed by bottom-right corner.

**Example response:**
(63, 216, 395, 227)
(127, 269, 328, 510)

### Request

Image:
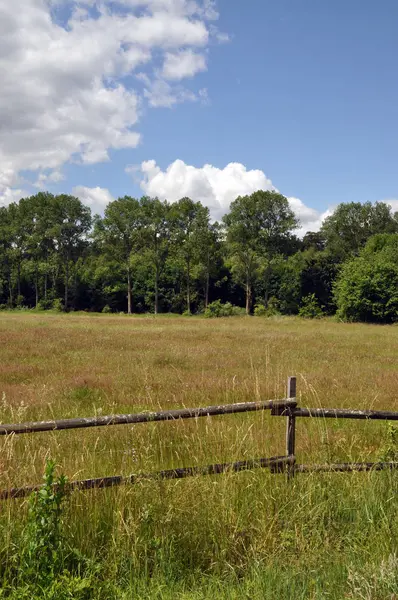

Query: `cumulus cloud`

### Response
(72, 186, 115, 215)
(0, 0, 225, 202)
(162, 49, 207, 80)
(383, 199, 398, 213)
(137, 158, 329, 233)
(139, 159, 274, 220)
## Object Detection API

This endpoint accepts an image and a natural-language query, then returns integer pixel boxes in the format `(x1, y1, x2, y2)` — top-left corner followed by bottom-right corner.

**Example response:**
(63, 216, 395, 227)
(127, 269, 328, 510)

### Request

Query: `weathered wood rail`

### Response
(0, 377, 397, 500)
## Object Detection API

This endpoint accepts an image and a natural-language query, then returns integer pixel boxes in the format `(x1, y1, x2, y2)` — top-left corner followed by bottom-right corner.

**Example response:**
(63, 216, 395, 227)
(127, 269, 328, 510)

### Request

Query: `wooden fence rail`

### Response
(0, 376, 397, 500)
(0, 399, 296, 436)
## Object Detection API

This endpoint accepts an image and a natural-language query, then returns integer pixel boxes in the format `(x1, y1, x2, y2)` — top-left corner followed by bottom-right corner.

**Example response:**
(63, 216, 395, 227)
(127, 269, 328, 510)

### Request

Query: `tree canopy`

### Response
(1, 192, 398, 323)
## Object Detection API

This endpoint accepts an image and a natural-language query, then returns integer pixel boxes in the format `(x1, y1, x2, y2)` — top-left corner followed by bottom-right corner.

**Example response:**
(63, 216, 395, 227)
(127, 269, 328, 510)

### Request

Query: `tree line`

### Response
(1, 190, 398, 322)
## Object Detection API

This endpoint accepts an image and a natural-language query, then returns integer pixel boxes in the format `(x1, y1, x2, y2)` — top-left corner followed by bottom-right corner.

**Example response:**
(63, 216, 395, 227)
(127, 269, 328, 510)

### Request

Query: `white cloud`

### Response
(140, 75, 197, 108)
(33, 170, 65, 189)
(0, 0, 224, 202)
(288, 197, 333, 236)
(162, 49, 207, 80)
(72, 185, 115, 215)
(384, 199, 398, 213)
(138, 159, 331, 233)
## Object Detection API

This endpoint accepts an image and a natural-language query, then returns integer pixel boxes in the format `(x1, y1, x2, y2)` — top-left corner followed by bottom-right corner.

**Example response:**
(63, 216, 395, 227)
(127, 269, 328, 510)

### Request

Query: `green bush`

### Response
(298, 294, 323, 319)
(335, 234, 398, 323)
(254, 297, 281, 317)
(20, 460, 68, 588)
(204, 300, 244, 318)
(253, 303, 267, 317)
(52, 298, 64, 312)
(102, 305, 112, 314)
(16, 295, 25, 308)
(37, 299, 54, 311)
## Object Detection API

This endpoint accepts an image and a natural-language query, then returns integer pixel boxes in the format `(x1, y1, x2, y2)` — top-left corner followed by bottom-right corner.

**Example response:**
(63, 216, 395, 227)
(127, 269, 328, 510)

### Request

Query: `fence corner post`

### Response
(286, 376, 297, 480)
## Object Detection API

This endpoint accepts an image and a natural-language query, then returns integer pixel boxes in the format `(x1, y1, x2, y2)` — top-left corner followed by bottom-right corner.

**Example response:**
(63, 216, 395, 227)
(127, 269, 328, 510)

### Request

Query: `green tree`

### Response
(0, 206, 14, 306)
(52, 195, 92, 311)
(140, 197, 171, 314)
(321, 201, 398, 259)
(94, 197, 142, 314)
(334, 233, 398, 323)
(19, 193, 57, 307)
(223, 190, 298, 313)
(170, 198, 211, 313)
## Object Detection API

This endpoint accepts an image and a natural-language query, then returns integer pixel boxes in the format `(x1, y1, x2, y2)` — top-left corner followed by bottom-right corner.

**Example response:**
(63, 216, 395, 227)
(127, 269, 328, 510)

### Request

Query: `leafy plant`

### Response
(204, 300, 244, 318)
(52, 298, 64, 312)
(254, 297, 281, 317)
(378, 424, 398, 462)
(37, 298, 55, 310)
(102, 304, 112, 314)
(20, 460, 68, 587)
(298, 294, 323, 319)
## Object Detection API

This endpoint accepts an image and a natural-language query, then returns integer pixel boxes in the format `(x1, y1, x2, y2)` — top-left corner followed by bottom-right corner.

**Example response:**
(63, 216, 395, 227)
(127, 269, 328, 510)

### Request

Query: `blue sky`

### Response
(1, 0, 398, 231)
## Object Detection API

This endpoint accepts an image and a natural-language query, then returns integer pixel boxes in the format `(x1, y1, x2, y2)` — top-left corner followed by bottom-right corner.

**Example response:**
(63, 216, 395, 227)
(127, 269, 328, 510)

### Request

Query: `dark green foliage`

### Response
(223, 190, 299, 313)
(335, 234, 398, 323)
(321, 201, 398, 259)
(1, 192, 398, 322)
(254, 297, 281, 317)
(204, 300, 244, 318)
(298, 294, 323, 319)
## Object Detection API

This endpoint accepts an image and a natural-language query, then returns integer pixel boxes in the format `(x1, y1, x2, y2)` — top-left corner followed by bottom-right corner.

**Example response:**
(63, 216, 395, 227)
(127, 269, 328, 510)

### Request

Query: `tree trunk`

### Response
(35, 271, 39, 308)
(64, 259, 69, 311)
(8, 275, 13, 306)
(127, 268, 132, 315)
(245, 274, 251, 315)
(205, 251, 210, 308)
(17, 263, 21, 298)
(186, 257, 191, 313)
(44, 271, 47, 301)
(154, 266, 159, 315)
(264, 261, 272, 307)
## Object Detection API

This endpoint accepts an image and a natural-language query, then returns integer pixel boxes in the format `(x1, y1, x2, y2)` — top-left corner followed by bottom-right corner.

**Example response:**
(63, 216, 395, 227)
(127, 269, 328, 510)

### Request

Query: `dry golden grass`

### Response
(0, 312, 397, 489)
(0, 313, 398, 598)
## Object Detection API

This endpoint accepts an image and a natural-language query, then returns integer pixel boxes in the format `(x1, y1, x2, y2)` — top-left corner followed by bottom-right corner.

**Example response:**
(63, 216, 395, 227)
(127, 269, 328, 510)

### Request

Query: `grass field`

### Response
(0, 313, 397, 598)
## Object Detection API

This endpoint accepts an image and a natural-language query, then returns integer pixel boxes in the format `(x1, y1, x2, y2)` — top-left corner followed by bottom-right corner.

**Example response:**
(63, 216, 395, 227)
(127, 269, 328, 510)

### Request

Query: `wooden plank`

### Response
(297, 462, 398, 473)
(0, 455, 294, 500)
(293, 408, 398, 420)
(0, 400, 297, 436)
(286, 377, 297, 480)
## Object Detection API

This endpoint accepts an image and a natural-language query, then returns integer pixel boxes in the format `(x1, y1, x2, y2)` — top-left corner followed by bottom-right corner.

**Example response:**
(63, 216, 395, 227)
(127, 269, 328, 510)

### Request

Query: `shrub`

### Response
(335, 234, 398, 323)
(52, 298, 64, 312)
(204, 300, 244, 318)
(254, 297, 281, 317)
(253, 303, 267, 317)
(20, 460, 68, 587)
(298, 294, 323, 319)
(37, 299, 54, 311)
(16, 295, 25, 308)
(102, 305, 112, 314)
(182, 309, 192, 316)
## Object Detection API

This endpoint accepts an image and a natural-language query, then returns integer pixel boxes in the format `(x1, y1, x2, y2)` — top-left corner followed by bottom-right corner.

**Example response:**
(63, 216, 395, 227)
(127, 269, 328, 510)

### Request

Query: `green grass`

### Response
(0, 313, 397, 598)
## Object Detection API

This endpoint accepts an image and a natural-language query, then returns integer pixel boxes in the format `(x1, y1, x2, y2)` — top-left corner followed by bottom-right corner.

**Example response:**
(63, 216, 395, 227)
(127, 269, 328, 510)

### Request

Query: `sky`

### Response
(1, 0, 398, 234)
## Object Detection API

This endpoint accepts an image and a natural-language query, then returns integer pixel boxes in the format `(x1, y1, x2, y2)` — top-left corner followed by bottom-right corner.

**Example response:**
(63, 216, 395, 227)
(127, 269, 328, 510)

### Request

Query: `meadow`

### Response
(0, 312, 397, 598)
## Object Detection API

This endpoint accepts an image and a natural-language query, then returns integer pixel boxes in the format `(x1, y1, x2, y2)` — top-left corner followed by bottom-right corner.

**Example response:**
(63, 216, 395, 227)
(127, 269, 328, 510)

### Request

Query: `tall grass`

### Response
(0, 313, 397, 597)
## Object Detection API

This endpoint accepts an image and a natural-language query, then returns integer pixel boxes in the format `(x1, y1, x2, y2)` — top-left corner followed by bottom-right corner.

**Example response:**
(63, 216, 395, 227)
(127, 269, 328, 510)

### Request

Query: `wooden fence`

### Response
(1, 376, 397, 500)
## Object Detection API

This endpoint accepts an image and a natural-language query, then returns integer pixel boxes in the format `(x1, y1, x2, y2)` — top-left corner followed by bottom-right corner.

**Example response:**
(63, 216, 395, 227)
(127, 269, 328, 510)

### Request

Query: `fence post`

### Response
(286, 376, 297, 480)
